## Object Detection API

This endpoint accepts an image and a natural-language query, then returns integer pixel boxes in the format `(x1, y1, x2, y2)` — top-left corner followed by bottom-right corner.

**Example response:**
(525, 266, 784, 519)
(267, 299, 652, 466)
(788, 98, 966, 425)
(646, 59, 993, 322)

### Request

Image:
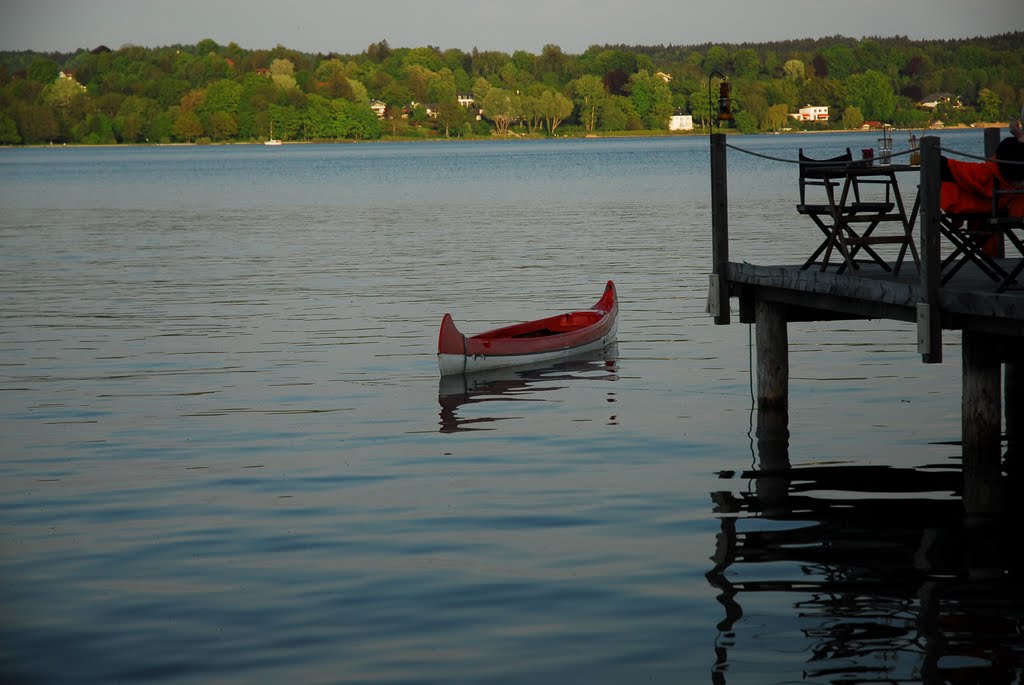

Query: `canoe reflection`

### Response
(708, 423, 1023, 683)
(437, 344, 619, 433)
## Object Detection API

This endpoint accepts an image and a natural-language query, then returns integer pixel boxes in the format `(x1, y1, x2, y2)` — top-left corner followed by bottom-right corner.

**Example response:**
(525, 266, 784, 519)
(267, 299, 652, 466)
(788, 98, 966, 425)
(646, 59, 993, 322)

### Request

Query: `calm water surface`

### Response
(2, 131, 1021, 684)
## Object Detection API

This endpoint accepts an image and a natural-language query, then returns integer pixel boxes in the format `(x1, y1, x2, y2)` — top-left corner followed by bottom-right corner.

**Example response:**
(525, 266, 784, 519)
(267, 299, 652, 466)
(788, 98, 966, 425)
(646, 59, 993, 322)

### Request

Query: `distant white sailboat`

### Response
(265, 122, 282, 146)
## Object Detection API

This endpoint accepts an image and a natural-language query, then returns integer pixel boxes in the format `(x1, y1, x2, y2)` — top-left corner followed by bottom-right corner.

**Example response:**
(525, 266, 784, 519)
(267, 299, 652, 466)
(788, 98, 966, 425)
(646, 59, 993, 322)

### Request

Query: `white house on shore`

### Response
(668, 110, 694, 131)
(790, 105, 829, 122)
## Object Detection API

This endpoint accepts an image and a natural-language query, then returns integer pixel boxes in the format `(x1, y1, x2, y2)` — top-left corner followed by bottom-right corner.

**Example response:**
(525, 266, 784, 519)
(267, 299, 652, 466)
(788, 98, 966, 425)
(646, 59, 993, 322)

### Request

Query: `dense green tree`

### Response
(732, 49, 760, 80)
(481, 87, 515, 134)
(822, 46, 856, 80)
(335, 99, 380, 139)
(571, 74, 606, 132)
(538, 89, 573, 134)
(195, 39, 220, 55)
(469, 50, 509, 79)
(600, 95, 640, 130)
(537, 44, 568, 82)
(734, 109, 758, 134)
(839, 105, 864, 129)
(703, 46, 730, 75)
(42, 75, 86, 110)
(348, 78, 369, 105)
(763, 103, 791, 132)
(511, 50, 535, 74)
(268, 103, 302, 139)
(977, 87, 1001, 121)
(270, 58, 297, 90)
(740, 86, 769, 131)
(802, 77, 845, 115)
(381, 105, 409, 136)
(404, 47, 444, 72)
(366, 40, 391, 63)
(173, 109, 203, 142)
(517, 92, 541, 133)
(954, 44, 991, 71)
(42, 76, 89, 140)
(405, 64, 435, 101)
(845, 70, 896, 121)
(0, 111, 21, 143)
(853, 39, 888, 74)
(27, 57, 59, 83)
(595, 50, 638, 77)
(889, 102, 930, 129)
(442, 48, 471, 77)
(427, 68, 457, 104)
(206, 110, 238, 140)
(764, 78, 800, 110)
(15, 103, 59, 143)
(199, 79, 242, 115)
(76, 112, 116, 144)
(783, 59, 806, 82)
(115, 95, 159, 142)
(498, 62, 527, 91)
(320, 70, 354, 100)
(304, 94, 338, 138)
(689, 79, 718, 128)
(435, 98, 466, 137)
(627, 70, 673, 129)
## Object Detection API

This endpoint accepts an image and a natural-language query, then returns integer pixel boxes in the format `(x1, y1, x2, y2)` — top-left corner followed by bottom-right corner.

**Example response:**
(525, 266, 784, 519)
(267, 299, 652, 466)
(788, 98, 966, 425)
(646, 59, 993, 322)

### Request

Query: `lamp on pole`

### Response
(707, 70, 734, 130)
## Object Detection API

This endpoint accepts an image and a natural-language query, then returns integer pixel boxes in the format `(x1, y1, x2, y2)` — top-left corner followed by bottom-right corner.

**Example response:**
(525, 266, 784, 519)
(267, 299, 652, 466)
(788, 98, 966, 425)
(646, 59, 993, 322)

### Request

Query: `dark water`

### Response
(1, 131, 1021, 684)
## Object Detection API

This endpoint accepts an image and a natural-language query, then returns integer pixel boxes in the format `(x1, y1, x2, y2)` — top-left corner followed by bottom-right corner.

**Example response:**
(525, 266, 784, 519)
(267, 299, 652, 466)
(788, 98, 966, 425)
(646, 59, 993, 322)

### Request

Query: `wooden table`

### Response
(809, 163, 921, 275)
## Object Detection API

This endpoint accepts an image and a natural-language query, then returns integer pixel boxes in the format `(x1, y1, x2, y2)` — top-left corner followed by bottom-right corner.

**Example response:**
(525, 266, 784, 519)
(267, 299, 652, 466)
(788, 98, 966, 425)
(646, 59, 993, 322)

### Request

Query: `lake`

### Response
(2, 130, 1021, 684)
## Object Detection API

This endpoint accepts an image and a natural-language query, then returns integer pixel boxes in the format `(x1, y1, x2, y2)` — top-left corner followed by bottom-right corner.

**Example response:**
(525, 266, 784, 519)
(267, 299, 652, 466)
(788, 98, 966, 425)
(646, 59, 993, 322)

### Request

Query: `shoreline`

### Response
(2, 122, 1010, 149)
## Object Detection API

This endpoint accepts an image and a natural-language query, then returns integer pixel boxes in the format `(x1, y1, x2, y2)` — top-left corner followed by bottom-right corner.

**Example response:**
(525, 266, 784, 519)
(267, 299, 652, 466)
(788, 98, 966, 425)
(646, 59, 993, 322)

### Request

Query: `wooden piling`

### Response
(710, 133, 730, 325)
(984, 127, 1001, 156)
(918, 136, 942, 363)
(984, 127, 1005, 258)
(755, 299, 788, 415)
(962, 330, 1003, 514)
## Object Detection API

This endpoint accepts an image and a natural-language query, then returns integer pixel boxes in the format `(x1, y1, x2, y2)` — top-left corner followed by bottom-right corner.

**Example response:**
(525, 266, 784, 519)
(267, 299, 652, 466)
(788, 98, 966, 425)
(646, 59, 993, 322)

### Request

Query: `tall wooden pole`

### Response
(962, 330, 1003, 515)
(917, 136, 942, 363)
(755, 299, 788, 412)
(984, 127, 1004, 258)
(710, 133, 730, 325)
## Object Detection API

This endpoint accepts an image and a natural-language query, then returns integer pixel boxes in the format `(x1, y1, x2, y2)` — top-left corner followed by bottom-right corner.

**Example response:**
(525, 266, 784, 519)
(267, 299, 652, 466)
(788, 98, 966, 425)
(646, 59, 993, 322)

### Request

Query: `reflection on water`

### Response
(709, 413, 1024, 684)
(2, 132, 1007, 684)
(438, 345, 620, 432)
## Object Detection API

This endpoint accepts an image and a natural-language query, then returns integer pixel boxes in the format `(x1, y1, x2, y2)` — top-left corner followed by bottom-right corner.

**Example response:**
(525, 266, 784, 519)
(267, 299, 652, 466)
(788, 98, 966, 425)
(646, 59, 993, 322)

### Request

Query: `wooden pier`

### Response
(708, 129, 1024, 514)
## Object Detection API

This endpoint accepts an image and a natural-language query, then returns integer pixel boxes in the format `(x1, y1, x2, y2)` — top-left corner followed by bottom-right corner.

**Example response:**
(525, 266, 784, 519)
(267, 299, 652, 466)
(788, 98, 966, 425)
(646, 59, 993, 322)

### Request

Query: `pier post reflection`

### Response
(708, 410, 1023, 684)
(754, 407, 790, 511)
(1006, 362, 1023, 489)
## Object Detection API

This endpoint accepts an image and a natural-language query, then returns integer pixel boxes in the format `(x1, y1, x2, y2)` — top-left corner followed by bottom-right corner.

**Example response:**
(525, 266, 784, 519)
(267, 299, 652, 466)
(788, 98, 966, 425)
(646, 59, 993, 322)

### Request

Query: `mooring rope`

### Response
(724, 139, 1024, 167)
(724, 141, 912, 165)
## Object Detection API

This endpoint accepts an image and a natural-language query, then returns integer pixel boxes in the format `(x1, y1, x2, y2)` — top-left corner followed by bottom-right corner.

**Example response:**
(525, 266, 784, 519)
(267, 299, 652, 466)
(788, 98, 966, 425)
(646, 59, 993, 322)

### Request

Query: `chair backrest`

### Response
(992, 178, 1024, 222)
(797, 148, 853, 205)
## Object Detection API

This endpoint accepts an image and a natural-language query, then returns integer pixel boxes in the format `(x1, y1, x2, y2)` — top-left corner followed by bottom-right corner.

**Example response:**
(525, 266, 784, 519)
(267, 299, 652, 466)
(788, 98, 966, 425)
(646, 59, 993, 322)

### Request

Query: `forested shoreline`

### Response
(1, 32, 1021, 145)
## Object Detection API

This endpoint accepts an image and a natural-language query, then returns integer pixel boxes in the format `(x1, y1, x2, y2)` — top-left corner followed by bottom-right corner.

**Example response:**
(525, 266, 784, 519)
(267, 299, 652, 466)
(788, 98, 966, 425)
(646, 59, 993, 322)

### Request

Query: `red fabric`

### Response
(940, 158, 1024, 217)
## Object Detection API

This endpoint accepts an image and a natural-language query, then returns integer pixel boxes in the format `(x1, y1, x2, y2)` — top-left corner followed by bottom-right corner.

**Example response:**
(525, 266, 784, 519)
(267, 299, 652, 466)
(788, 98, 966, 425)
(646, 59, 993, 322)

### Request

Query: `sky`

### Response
(2, 0, 1023, 56)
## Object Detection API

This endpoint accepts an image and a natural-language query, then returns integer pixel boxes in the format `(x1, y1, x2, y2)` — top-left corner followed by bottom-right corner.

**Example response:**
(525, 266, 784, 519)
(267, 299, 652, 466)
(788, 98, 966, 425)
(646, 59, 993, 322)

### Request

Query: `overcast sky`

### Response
(3, 0, 1022, 55)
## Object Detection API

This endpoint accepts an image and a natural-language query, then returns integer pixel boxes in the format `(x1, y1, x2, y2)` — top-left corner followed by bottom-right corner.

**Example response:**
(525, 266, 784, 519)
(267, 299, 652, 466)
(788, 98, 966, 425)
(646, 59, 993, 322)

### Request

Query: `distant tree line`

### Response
(0, 32, 1021, 145)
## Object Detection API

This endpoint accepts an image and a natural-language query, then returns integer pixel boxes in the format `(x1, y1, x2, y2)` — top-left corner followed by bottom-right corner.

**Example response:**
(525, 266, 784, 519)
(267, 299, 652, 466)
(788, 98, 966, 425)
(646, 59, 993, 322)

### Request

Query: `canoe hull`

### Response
(438, 281, 618, 377)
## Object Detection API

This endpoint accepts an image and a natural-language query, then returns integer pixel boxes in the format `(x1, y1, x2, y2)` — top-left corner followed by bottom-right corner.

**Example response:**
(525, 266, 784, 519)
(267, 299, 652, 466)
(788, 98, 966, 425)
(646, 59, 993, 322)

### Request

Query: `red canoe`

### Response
(437, 281, 618, 376)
